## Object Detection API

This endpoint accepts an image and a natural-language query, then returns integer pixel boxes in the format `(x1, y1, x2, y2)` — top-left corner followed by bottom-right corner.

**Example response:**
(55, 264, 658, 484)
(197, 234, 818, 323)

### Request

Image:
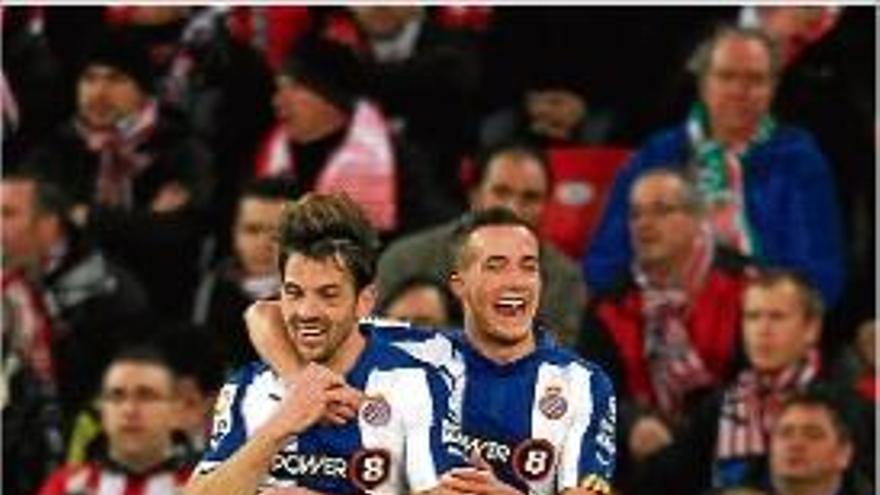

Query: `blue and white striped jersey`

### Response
(196, 324, 464, 494)
(373, 322, 617, 495)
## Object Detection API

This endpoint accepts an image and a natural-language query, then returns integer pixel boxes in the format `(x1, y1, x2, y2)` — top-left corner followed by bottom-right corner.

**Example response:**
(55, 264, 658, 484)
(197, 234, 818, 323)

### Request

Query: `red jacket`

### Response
(585, 248, 751, 409)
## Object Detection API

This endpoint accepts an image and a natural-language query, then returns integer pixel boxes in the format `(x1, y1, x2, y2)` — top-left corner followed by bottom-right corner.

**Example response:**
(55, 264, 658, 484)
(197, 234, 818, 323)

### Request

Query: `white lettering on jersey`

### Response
(441, 419, 512, 463)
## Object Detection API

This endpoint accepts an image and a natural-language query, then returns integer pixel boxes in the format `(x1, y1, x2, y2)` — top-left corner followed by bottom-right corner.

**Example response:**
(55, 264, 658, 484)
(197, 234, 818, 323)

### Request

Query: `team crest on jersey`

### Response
(512, 438, 555, 482)
(349, 448, 391, 491)
(538, 385, 568, 420)
(360, 395, 391, 426)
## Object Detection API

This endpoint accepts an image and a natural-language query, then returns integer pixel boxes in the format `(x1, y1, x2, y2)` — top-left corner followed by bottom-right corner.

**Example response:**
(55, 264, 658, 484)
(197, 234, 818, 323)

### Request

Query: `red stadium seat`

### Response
(539, 146, 631, 259)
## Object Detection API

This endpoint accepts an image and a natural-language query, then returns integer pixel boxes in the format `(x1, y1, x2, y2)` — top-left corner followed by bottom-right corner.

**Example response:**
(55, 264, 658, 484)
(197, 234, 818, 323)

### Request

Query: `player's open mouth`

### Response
(494, 295, 527, 317)
(296, 324, 326, 342)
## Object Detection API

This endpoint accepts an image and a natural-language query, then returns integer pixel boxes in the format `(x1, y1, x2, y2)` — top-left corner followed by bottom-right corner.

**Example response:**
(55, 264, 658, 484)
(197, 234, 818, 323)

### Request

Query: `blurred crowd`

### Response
(1, 6, 875, 495)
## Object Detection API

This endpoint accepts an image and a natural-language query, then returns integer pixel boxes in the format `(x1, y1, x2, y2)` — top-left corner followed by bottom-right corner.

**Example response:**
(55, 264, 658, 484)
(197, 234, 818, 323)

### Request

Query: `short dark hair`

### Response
(450, 207, 540, 269)
(2, 172, 75, 237)
(473, 140, 551, 189)
(776, 387, 853, 444)
(688, 24, 782, 86)
(104, 344, 177, 383)
(3, 171, 72, 218)
(239, 177, 299, 203)
(746, 267, 825, 318)
(277, 192, 380, 292)
(378, 275, 462, 326)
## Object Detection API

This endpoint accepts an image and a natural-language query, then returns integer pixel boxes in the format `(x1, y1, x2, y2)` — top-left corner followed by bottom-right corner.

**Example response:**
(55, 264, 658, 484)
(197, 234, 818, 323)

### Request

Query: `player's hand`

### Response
(439, 453, 523, 495)
(628, 414, 672, 460)
(321, 390, 363, 426)
(244, 301, 362, 426)
(264, 363, 362, 438)
(151, 181, 190, 213)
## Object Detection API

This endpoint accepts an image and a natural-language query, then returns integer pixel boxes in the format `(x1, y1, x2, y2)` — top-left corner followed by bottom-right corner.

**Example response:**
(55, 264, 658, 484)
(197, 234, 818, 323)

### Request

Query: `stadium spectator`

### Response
(103, 6, 277, 251)
(346, 6, 482, 213)
(377, 275, 461, 328)
(743, 5, 875, 351)
(191, 178, 295, 372)
(1, 7, 69, 167)
(578, 169, 751, 467)
(35, 346, 193, 495)
(480, 58, 616, 149)
(2, 269, 65, 495)
(377, 142, 587, 345)
(827, 318, 877, 489)
(61, 324, 225, 467)
(255, 34, 455, 237)
(22, 29, 214, 319)
(584, 25, 845, 309)
(631, 269, 869, 494)
(1, 173, 152, 421)
(768, 390, 865, 495)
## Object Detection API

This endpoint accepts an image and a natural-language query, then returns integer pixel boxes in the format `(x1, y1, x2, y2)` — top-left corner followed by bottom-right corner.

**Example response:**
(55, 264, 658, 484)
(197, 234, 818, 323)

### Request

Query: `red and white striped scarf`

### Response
(1, 69, 20, 131)
(75, 100, 159, 210)
(715, 349, 820, 460)
(2, 268, 56, 386)
(255, 101, 398, 231)
(40, 461, 191, 495)
(634, 224, 716, 419)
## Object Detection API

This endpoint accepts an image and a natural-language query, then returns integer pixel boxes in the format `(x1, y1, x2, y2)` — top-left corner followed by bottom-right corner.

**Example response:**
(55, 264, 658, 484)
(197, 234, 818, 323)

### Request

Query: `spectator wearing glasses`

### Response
(584, 25, 844, 310)
(36, 345, 193, 495)
(578, 168, 753, 493)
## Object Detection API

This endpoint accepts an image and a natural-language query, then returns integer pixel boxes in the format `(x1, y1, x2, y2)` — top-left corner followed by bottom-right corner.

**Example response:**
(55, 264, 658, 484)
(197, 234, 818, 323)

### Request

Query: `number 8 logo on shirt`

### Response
(512, 439, 555, 482)
(350, 448, 391, 490)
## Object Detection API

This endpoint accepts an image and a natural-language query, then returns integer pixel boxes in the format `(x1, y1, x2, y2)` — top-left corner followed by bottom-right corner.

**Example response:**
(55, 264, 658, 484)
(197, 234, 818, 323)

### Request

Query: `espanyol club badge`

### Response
(361, 395, 391, 426)
(538, 385, 568, 420)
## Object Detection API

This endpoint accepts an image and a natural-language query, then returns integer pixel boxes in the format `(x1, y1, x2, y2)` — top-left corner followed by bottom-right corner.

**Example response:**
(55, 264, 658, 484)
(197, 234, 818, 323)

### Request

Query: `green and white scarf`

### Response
(686, 103, 775, 257)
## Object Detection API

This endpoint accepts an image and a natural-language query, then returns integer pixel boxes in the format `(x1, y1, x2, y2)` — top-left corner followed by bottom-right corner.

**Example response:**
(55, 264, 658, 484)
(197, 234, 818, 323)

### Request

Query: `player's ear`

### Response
(356, 283, 377, 318)
(448, 272, 464, 300)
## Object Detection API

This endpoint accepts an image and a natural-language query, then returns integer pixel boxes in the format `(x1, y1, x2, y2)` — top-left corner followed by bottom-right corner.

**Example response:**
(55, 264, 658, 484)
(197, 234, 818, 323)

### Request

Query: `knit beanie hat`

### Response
(79, 30, 155, 93)
(280, 36, 366, 112)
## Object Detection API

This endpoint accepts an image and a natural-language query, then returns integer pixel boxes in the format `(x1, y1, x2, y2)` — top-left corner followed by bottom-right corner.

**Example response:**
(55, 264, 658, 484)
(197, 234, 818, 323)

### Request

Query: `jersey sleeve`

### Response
(194, 365, 254, 475)
(558, 364, 616, 494)
(402, 366, 468, 492)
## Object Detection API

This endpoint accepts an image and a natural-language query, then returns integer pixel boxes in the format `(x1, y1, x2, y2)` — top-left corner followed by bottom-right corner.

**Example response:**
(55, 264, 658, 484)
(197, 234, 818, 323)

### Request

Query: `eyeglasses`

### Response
(709, 68, 772, 88)
(629, 202, 690, 221)
(100, 387, 172, 405)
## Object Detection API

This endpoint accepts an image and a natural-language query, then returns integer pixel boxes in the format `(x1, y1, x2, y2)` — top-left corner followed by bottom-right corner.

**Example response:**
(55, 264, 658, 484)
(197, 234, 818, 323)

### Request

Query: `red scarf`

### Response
(634, 224, 716, 419)
(716, 349, 820, 460)
(2, 268, 56, 385)
(75, 100, 159, 209)
(255, 101, 398, 231)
